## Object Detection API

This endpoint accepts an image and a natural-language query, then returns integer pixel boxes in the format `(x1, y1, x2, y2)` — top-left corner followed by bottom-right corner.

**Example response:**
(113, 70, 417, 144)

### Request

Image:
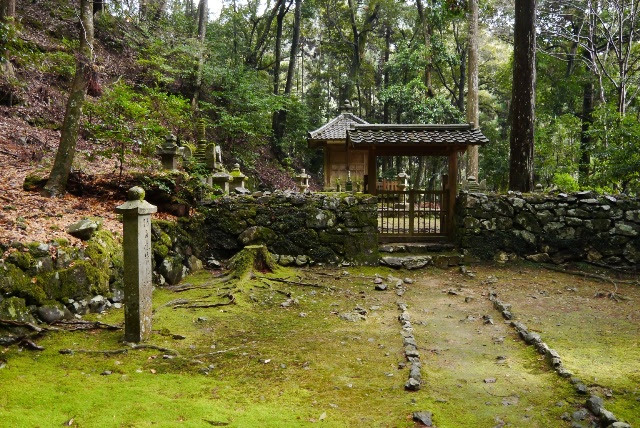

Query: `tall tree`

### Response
(271, 0, 302, 158)
(0, 0, 16, 86)
(191, 0, 207, 109)
(509, 0, 536, 192)
(44, 0, 95, 197)
(415, 0, 435, 97)
(466, 0, 479, 178)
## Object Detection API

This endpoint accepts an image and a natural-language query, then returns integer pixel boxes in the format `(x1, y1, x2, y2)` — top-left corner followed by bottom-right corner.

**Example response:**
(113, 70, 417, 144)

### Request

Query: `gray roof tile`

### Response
(348, 124, 489, 146)
(308, 113, 368, 141)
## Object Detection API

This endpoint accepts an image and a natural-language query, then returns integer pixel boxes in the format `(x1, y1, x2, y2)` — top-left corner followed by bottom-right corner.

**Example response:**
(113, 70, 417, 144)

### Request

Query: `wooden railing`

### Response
(377, 189, 448, 237)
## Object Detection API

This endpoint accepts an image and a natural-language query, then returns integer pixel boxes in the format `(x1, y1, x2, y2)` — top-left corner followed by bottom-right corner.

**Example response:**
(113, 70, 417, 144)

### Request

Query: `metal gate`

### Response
(377, 189, 449, 238)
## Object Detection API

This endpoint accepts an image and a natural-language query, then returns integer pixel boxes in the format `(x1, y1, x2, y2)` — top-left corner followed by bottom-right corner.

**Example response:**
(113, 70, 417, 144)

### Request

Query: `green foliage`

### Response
(552, 173, 579, 193)
(84, 82, 192, 170)
(589, 104, 640, 194)
(535, 113, 581, 186)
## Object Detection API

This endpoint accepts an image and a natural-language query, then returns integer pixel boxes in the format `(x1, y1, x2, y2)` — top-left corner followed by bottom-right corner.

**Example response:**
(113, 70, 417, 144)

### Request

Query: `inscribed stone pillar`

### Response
(115, 187, 157, 343)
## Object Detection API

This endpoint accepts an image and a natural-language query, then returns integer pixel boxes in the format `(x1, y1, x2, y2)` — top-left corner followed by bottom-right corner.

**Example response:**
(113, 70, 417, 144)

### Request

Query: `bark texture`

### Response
(44, 0, 94, 197)
(466, 0, 479, 179)
(191, 0, 207, 109)
(508, 0, 536, 192)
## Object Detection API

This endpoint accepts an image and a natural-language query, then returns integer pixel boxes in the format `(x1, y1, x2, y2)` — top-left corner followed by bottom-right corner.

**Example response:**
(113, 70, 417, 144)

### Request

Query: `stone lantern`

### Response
(397, 171, 410, 191)
(295, 169, 311, 193)
(211, 171, 232, 194)
(157, 134, 180, 170)
(230, 163, 248, 191)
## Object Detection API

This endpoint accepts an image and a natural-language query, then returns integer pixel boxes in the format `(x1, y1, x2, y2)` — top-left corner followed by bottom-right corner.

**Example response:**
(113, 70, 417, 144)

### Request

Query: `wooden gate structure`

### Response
(347, 124, 489, 241)
(308, 109, 489, 241)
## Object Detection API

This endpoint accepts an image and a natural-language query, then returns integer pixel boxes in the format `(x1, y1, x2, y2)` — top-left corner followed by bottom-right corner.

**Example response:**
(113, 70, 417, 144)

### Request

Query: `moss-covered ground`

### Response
(481, 263, 640, 425)
(0, 263, 637, 427)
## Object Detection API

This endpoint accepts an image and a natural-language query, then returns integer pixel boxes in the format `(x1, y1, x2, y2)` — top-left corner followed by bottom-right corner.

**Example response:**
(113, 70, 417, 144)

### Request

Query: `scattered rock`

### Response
(101, 370, 112, 376)
(374, 283, 387, 291)
(36, 304, 67, 323)
(339, 312, 365, 322)
(412, 411, 432, 426)
(67, 219, 100, 240)
(405, 378, 421, 391)
(572, 408, 588, 421)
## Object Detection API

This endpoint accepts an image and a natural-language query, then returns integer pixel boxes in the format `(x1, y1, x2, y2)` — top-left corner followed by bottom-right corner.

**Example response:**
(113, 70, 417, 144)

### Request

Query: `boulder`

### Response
(36, 303, 69, 323)
(238, 226, 277, 246)
(67, 219, 100, 240)
(159, 257, 187, 285)
(0, 297, 36, 323)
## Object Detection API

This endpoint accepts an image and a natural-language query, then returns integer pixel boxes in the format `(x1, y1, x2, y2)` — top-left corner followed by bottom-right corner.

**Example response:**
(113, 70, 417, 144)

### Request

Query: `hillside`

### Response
(0, 0, 302, 246)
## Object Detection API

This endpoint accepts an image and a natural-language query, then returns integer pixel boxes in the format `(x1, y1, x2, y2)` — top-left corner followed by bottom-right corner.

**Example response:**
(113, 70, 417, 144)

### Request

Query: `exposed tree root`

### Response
(0, 319, 50, 332)
(228, 245, 278, 282)
(51, 320, 122, 330)
(256, 275, 328, 289)
(541, 264, 635, 302)
(541, 264, 639, 285)
(59, 342, 179, 356)
(173, 293, 236, 309)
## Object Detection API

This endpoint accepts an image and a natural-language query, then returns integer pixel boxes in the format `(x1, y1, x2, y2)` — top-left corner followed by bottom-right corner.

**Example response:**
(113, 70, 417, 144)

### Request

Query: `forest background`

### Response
(1, 0, 639, 195)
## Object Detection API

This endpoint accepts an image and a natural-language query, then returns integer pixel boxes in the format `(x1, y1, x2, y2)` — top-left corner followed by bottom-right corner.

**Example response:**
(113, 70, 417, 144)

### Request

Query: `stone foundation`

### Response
(456, 191, 640, 266)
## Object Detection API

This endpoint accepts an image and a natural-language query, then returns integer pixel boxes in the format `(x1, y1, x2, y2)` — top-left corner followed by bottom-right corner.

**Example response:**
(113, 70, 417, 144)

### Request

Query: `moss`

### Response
(228, 245, 278, 282)
(85, 230, 122, 284)
(7, 251, 34, 271)
(153, 243, 170, 260)
(22, 171, 48, 192)
(0, 297, 35, 323)
(0, 263, 46, 305)
(52, 238, 70, 247)
(44, 261, 109, 301)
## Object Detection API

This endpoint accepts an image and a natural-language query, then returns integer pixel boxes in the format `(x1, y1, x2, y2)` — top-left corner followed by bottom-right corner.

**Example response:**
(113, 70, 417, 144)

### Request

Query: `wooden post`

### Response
(447, 151, 458, 238)
(367, 148, 377, 195)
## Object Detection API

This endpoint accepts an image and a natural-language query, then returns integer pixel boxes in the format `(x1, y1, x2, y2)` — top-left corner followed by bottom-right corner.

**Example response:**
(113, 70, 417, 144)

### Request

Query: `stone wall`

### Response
(196, 192, 379, 265)
(456, 191, 640, 266)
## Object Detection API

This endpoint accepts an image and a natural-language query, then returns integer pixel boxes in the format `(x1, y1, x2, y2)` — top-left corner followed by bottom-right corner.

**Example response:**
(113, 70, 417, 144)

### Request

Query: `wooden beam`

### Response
(447, 151, 458, 238)
(324, 148, 330, 189)
(367, 148, 377, 195)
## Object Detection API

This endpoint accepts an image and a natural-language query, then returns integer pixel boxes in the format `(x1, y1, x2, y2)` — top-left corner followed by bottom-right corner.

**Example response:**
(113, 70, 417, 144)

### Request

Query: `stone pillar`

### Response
(115, 187, 157, 343)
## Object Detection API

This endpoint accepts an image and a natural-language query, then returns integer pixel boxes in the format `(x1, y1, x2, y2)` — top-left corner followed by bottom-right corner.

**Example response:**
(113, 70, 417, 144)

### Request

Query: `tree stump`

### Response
(228, 245, 277, 282)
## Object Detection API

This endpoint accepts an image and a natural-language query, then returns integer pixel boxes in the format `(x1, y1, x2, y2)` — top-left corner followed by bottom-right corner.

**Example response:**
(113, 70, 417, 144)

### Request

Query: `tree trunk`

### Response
(270, 0, 288, 160)
(44, 0, 94, 197)
(416, 0, 435, 98)
(383, 24, 391, 123)
(271, 0, 302, 158)
(466, 0, 479, 179)
(284, 0, 301, 96)
(1, 0, 16, 92)
(191, 0, 207, 109)
(0, 0, 14, 18)
(579, 80, 593, 184)
(508, 0, 536, 192)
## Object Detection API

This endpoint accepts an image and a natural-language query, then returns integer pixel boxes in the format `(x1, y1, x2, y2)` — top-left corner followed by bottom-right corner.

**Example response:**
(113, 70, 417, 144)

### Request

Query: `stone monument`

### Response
(115, 187, 157, 343)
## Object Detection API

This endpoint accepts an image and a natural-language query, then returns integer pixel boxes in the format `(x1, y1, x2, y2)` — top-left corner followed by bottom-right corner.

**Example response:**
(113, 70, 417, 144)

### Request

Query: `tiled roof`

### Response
(308, 113, 368, 141)
(348, 124, 489, 146)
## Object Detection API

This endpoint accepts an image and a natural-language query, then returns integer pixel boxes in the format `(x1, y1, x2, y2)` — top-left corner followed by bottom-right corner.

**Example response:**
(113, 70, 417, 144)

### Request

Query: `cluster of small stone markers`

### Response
(157, 130, 250, 195)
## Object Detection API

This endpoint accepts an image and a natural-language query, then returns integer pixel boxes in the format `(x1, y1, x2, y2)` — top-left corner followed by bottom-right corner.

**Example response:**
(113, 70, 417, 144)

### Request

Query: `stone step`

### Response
(380, 252, 463, 270)
(379, 242, 455, 254)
